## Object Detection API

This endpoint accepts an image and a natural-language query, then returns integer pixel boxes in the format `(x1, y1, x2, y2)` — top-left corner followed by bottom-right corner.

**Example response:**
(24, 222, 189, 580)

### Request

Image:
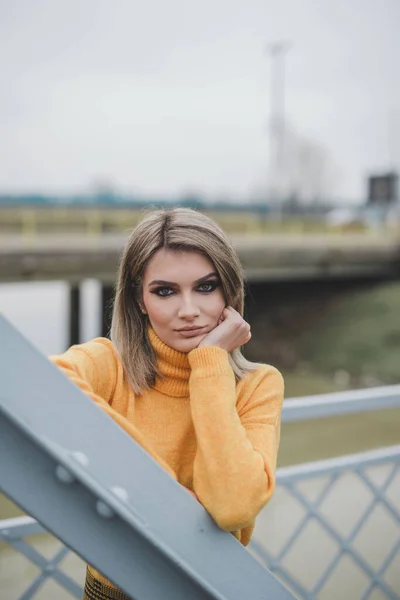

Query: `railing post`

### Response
(68, 283, 81, 346)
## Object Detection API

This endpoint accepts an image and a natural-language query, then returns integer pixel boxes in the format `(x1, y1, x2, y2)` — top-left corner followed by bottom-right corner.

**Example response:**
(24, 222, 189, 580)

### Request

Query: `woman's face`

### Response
(141, 248, 226, 352)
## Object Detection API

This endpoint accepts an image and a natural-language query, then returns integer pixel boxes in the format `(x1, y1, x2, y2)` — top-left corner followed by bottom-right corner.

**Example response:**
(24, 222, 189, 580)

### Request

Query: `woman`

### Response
(51, 207, 284, 600)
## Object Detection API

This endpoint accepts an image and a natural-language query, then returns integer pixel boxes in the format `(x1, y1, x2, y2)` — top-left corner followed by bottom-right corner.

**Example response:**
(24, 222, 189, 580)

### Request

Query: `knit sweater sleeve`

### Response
(188, 347, 283, 533)
(49, 341, 177, 480)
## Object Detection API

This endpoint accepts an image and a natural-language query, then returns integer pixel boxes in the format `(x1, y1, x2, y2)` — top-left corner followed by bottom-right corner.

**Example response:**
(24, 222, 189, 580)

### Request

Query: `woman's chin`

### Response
(172, 337, 201, 353)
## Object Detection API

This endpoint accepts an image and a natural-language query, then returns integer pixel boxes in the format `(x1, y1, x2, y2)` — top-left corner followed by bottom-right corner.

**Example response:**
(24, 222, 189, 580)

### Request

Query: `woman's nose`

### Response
(177, 296, 200, 319)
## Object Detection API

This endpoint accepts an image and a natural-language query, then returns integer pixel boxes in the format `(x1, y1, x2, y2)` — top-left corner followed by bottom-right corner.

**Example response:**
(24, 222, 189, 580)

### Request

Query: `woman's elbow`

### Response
(214, 510, 252, 532)
(212, 484, 275, 532)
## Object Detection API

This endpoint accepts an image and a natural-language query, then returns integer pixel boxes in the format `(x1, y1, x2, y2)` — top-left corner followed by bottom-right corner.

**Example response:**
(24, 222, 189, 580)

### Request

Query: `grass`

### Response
(278, 408, 400, 467)
(296, 282, 400, 386)
(274, 282, 400, 466)
(282, 371, 343, 397)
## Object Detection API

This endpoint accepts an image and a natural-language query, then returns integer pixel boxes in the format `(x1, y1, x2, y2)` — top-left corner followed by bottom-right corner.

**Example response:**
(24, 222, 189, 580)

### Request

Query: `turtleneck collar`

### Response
(148, 326, 191, 398)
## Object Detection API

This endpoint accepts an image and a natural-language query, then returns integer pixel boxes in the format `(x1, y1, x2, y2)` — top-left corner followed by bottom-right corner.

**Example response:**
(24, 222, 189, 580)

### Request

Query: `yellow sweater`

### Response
(50, 327, 284, 586)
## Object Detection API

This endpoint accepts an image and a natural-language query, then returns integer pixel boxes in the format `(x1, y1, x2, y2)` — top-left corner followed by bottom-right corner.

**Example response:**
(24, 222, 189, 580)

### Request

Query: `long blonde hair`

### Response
(110, 207, 260, 394)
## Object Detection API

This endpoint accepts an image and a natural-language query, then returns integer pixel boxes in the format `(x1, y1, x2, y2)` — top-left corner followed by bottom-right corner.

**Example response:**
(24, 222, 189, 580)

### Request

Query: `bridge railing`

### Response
(248, 385, 400, 599)
(2, 204, 393, 240)
(251, 445, 400, 600)
(1, 385, 399, 600)
(0, 516, 84, 599)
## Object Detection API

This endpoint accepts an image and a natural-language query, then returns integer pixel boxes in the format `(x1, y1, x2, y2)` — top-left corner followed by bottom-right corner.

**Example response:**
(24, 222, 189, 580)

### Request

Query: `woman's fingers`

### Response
(198, 306, 251, 351)
(222, 306, 251, 345)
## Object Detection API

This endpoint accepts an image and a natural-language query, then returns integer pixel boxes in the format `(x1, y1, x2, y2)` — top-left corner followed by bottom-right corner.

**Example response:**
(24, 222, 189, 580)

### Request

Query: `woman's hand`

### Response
(197, 306, 251, 352)
(184, 487, 198, 500)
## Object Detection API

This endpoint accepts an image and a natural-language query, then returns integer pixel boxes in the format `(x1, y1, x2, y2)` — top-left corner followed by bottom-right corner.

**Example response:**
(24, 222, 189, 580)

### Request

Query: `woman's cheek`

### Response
(152, 301, 175, 324)
(209, 293, 226, 316)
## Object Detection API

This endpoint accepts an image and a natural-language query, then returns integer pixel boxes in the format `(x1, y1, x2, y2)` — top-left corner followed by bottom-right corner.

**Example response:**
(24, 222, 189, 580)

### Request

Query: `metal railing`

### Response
(0, 517, 83, 599)
(248, 385, 400, 599)
(0, 314, 296, 600)
(2, 385, 399, 600)
(251, 445, 400, 600)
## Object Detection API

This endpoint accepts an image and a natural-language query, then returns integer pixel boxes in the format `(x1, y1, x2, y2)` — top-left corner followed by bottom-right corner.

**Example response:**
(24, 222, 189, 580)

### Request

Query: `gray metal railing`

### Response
(281, 383, 400, 422)
(248, 385, 400, 599)
(0, 516, 83, 599)
(1, 308, 400, 599)
(251, 445, 400, 600)
(0, 314, 296, 600)
(2, 384, 400, 599)
(2, 445, 399, 599)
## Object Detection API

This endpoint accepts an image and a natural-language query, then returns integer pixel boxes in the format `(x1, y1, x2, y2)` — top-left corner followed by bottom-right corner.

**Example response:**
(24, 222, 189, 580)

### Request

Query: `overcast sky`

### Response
(1, 0, 399, 201)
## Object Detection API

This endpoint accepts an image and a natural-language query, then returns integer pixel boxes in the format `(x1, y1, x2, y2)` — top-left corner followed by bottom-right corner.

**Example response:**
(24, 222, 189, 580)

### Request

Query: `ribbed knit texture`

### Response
(50, 327, 284, 592)
(149, 327, 191, 397)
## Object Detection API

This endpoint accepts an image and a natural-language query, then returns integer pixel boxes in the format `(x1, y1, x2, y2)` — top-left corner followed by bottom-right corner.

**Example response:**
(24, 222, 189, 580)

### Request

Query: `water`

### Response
(0, 280, 102, 356)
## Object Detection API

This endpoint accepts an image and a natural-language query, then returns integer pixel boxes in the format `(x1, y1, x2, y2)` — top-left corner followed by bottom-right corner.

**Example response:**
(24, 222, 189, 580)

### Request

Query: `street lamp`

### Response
(266, 41, 291, 216)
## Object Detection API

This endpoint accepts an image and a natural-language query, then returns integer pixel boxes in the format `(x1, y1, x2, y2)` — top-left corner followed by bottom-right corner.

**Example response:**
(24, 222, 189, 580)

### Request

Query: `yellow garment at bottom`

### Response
(83, 566, 132, 600)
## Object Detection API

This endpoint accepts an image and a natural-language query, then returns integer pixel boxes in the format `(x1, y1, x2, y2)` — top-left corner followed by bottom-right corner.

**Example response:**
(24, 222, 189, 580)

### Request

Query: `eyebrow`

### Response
(148, 271, 219, 288)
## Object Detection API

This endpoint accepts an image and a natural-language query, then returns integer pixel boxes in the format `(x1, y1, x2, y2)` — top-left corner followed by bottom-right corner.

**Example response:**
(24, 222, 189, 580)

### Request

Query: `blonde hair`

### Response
(110, 207, 260, 394)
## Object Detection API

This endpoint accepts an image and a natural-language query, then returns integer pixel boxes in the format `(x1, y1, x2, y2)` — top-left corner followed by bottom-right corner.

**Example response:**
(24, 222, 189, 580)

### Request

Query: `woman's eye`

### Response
(152, 281, 218, 296)
(155, 287, 173, 297)
(198, 282, 217, 293)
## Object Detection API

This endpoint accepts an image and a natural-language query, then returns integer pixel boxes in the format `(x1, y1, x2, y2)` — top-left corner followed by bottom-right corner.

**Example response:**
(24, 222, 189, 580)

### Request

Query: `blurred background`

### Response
(1, 0, 400, 464)
(1, 1, 399, 597)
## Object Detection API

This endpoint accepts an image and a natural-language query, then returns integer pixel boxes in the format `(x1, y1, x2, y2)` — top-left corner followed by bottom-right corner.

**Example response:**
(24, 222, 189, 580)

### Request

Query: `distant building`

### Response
(325, 172, 400, 230)
(367, 172, 398, 207)
(365, 172, 399, 229)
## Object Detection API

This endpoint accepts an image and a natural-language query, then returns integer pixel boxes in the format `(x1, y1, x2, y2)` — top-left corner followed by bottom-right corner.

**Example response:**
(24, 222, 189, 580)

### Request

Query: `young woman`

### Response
(51, 207, 284, 600)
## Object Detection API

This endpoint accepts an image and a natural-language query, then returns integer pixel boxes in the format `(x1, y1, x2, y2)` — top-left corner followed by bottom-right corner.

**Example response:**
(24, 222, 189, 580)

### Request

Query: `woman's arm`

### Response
(188, 347, 283, 532)
(50, 341, 178, 480)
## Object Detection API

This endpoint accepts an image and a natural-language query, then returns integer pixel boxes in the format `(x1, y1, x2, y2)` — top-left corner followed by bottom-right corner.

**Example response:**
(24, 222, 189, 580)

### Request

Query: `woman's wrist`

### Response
(188, 345, 231, 375)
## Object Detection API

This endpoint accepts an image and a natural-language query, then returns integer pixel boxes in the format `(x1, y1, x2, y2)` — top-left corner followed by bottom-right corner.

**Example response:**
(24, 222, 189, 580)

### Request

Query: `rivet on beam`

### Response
(70, 451, 89, 468)
(55, 465, 75, 484)
(110, 486, 129, 503)
(96, 500, 115, 519)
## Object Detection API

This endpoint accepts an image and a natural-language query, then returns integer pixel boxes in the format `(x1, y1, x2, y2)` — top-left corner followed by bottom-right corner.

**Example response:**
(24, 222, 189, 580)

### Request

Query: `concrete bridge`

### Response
(1, 231, 399, 284)
(1, 231, 399, 349)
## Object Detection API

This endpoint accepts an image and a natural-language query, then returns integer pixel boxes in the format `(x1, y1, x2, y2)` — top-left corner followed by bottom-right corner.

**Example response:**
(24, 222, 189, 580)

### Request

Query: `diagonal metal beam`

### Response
(0, 314, 295, 600)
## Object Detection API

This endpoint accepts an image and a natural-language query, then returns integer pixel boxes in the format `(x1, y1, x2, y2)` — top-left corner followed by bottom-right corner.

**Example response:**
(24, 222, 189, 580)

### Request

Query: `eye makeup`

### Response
(150, 277, 221, 298)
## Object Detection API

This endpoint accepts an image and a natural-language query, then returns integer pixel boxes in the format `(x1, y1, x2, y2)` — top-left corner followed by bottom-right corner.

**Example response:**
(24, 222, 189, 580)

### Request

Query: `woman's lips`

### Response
(176, 327, 206, 338)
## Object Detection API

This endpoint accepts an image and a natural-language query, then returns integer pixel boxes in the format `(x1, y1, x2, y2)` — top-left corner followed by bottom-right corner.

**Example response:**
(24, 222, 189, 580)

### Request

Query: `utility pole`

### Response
(266, 41, 291, 217)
